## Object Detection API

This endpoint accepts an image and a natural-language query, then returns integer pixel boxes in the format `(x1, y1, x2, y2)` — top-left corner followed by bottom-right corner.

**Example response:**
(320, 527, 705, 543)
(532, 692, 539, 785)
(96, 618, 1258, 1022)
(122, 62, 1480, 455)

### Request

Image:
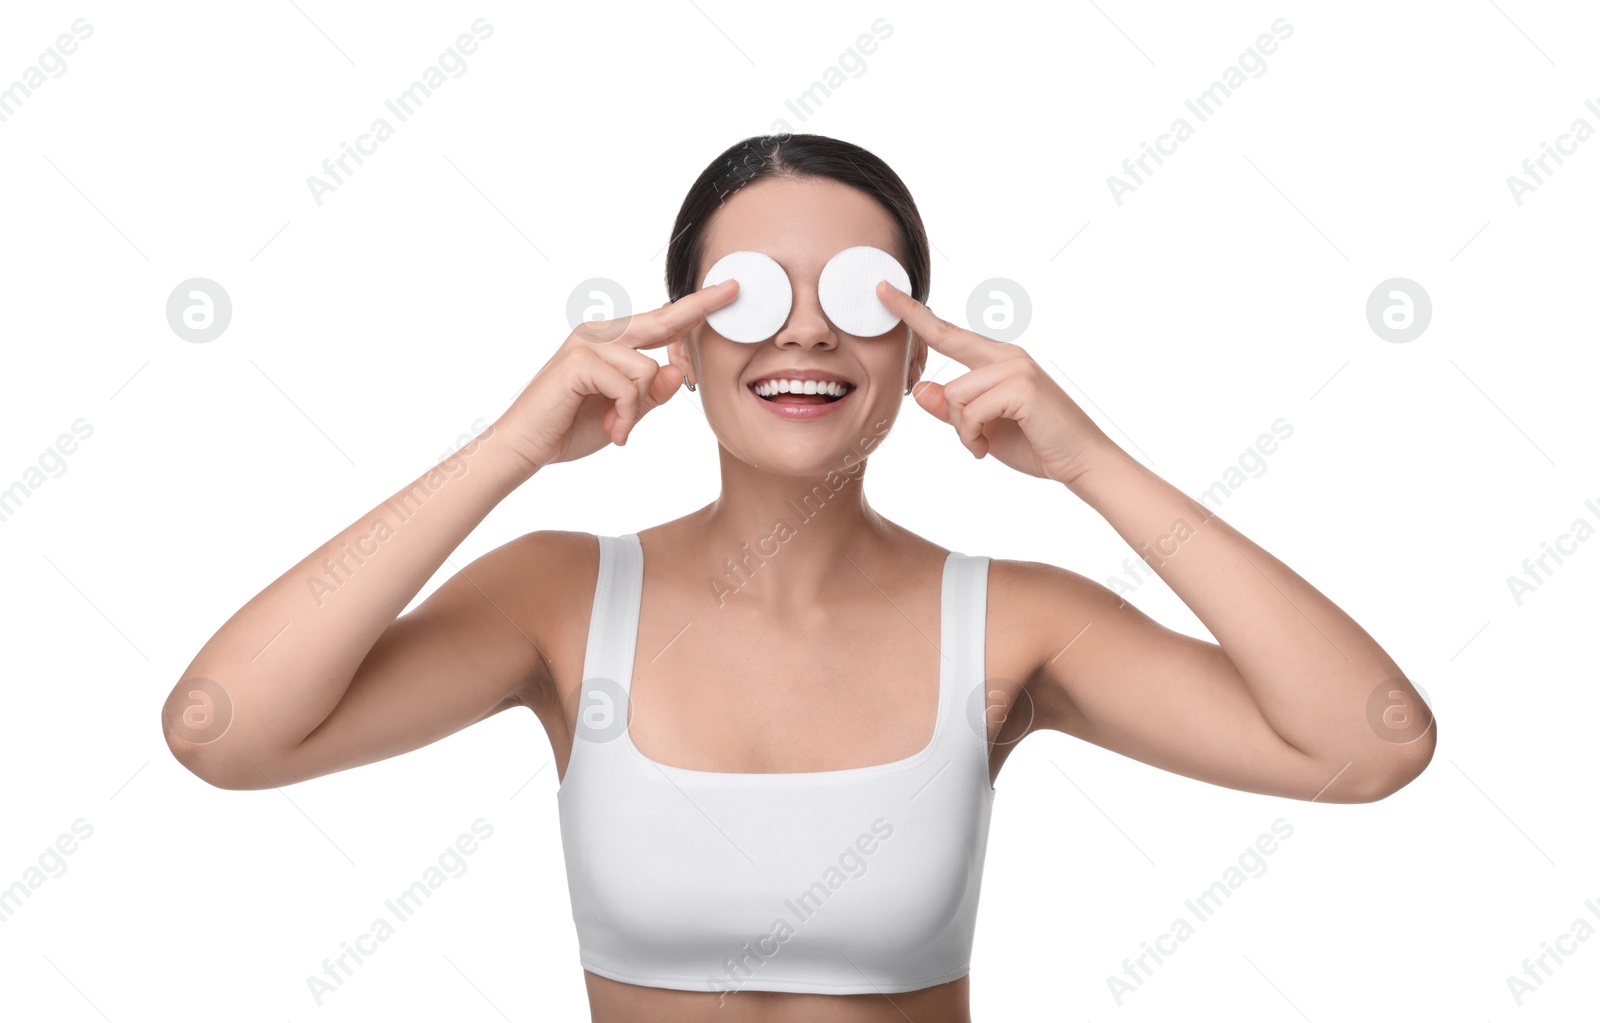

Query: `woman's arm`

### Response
(162, 430, 549, 790)
(1011, 444, 1435, 803)
(874, 280, 1434, 804)
(161, 282, 737, 790)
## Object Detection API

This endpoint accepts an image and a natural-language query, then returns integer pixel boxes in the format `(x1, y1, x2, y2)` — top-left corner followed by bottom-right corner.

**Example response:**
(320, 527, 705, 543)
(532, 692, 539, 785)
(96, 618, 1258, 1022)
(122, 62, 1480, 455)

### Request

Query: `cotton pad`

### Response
(701, 250, 792, 342)
(818, 245, 910, 337)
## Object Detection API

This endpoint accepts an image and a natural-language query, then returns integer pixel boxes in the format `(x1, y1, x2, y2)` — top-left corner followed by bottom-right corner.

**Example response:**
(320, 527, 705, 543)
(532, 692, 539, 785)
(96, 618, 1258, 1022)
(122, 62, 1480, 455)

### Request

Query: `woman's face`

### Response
(670, 175, 927, 475)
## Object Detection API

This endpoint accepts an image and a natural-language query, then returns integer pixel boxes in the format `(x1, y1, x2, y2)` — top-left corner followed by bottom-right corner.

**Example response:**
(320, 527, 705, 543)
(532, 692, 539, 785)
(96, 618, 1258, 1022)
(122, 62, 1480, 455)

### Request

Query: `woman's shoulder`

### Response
(481, 530, 606, 671)
(981, 551, 1116, 611)
(502, 527, 602, 566)
(500, 527, 601, 554)
(486, 529, 605, 607)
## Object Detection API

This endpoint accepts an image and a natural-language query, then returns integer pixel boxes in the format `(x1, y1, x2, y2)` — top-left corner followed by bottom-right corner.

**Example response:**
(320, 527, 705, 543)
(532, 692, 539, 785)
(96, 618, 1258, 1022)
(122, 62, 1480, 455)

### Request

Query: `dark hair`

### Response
(664, 134, 930, 306)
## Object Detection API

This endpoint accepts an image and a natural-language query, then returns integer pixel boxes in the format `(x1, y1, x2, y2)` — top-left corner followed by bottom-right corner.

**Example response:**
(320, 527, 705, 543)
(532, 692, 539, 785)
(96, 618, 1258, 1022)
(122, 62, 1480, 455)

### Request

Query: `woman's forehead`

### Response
(700, 178, 902, 277)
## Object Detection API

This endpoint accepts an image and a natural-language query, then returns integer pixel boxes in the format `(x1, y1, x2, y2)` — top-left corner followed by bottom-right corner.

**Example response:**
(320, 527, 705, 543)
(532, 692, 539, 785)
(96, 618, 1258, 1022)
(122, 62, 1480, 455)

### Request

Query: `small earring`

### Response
(904, 382, 914, 396)
(686, 380, 696, 392)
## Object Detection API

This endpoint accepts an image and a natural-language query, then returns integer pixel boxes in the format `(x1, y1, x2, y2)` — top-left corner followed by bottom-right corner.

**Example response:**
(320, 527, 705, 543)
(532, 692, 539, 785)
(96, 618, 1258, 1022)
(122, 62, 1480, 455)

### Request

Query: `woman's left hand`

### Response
(878, 281, 1117, 486)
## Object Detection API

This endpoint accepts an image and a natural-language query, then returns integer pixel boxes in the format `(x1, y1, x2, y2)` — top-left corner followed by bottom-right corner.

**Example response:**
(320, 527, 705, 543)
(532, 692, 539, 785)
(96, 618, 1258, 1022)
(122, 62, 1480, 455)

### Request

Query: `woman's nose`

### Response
(771, 285, 837, 348)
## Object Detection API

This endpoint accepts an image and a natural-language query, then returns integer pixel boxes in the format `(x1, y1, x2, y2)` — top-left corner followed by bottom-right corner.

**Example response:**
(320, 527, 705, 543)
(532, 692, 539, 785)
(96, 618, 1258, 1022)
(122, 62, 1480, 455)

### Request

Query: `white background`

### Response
(1, 1, 1596, 1019)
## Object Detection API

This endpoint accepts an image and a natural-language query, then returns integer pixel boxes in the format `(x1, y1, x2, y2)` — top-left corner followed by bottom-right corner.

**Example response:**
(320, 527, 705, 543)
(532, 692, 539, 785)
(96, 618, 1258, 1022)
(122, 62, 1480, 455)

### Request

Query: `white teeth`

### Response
(754, 378, 850, 397)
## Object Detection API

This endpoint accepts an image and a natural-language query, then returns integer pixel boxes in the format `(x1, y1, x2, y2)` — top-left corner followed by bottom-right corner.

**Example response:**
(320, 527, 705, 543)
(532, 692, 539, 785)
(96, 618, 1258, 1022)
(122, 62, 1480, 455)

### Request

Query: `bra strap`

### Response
(571, 535, 644, 770)
(581, 534, 642, 697)
(941, 552, 992, 762)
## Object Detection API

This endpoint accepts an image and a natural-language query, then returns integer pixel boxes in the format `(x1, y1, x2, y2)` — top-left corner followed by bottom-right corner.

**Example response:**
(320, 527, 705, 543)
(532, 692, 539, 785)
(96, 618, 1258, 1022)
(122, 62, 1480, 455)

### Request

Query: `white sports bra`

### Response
(556, 533, 997, 995)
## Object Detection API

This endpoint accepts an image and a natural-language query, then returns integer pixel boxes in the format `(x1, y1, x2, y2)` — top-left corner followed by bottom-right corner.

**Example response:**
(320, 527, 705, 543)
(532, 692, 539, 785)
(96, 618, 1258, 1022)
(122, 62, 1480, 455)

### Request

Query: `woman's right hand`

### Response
(492, 279, 739, 471)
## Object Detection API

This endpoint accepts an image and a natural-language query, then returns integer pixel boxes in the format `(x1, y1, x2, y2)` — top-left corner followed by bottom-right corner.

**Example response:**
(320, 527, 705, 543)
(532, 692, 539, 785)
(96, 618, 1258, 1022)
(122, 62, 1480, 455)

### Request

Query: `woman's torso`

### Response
(521, 522, 1042, 1022)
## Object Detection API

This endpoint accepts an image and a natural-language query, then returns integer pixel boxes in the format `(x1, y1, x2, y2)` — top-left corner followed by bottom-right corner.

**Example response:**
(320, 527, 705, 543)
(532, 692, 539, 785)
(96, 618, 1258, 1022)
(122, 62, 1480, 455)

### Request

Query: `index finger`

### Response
(876, 280, 1005, 368)
(614, 278, 740, 350)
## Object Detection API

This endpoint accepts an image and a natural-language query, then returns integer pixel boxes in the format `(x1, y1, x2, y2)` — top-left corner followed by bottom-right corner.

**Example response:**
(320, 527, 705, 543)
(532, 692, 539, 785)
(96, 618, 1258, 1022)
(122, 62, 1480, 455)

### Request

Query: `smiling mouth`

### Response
(750, 380, 855, 405)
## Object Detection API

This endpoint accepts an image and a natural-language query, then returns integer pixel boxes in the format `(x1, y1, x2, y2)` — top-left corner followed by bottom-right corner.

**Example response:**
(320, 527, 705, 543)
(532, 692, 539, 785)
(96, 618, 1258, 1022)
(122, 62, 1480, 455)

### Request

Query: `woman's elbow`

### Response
(1358, 721, 1438, 802)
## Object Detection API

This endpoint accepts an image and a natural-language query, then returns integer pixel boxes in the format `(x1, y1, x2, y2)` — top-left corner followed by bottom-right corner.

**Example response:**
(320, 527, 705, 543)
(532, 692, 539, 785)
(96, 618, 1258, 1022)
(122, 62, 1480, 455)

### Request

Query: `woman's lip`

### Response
(747, 382, 856, 420)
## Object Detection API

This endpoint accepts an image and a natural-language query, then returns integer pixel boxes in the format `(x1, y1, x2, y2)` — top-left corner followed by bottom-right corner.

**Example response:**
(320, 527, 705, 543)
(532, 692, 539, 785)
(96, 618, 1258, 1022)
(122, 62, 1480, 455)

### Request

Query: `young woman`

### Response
(164, 134, 1435, 1022)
